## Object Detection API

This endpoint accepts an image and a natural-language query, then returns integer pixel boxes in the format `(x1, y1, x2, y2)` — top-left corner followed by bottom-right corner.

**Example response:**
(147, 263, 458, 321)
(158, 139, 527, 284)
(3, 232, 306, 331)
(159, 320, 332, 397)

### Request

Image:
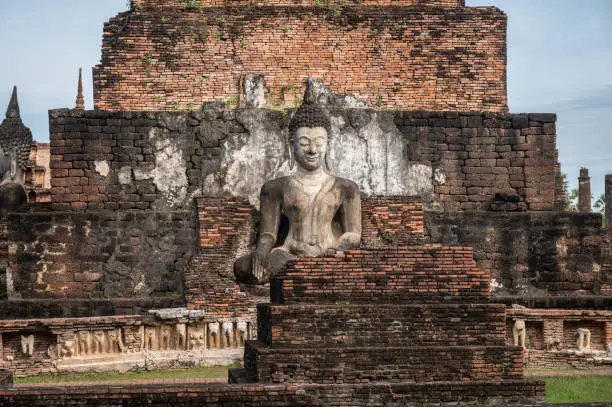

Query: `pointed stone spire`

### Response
(75, 68, 85, 110)
(5, 86, 20, 119)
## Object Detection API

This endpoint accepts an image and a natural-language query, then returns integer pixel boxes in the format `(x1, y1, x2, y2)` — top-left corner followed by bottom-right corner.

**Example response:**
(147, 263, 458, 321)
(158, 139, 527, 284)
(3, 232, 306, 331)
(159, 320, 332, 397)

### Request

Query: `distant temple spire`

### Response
(75, 68, 85, 110)
(5, 86, 20, 119)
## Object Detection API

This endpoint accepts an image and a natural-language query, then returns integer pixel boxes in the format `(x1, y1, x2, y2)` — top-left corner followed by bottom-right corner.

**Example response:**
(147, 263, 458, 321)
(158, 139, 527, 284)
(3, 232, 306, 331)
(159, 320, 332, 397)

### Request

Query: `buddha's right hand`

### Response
(252, 251, 267, 283)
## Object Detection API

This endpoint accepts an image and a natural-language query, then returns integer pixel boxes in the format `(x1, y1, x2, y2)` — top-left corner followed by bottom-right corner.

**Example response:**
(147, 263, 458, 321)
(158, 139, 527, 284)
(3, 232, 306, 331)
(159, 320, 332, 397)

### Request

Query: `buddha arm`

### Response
(253, 182, 281, 281)
(333, 183, 362, 250)
(255, 181, 281, 256)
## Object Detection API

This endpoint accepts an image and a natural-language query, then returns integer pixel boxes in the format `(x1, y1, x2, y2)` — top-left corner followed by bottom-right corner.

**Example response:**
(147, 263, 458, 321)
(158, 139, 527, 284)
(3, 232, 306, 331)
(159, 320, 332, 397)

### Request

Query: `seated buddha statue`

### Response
(0, 87, 32, 211)
(234, 103, 361, 285)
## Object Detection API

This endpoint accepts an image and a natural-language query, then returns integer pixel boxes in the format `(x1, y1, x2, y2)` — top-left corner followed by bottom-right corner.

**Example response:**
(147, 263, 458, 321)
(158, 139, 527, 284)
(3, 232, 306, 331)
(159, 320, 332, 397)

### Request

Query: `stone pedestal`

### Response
(230, 246, 545, 405)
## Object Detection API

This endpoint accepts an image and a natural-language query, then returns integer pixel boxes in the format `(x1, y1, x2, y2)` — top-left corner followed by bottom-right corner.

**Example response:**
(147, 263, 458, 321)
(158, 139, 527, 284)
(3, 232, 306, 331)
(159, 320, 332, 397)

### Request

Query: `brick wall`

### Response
(184, 197, 261, 319)
(93, 5, 506, 111)
(427, 211, 606, 295)
(0, 382, 568, 406)
(135, 0, 464, 7)
(395, 111, 562, 211)
(361, 197, 424, 247)
(8, 210, 196, 299)
(1, 332, 57, 377)
(49, 109, 561, 212)
(271, 246, 489, 304)
(245, 341, 523, 384)
(524, 350, 598, 370)
(563, 321, 605, 351)
(258, 303, 507, 348)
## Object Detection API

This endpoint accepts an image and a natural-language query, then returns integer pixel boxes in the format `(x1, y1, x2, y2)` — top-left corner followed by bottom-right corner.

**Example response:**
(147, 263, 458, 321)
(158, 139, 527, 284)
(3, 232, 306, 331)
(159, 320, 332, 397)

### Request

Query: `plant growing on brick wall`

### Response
(226, 96, 239, 109)
(239, 39, 247, 48)
(144, 54, 154, 76)
(126, 0, 141, 11)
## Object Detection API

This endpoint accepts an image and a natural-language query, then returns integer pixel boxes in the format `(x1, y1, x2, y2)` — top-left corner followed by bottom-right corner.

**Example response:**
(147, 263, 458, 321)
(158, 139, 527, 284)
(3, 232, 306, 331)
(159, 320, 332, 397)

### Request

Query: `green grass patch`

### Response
(532, 375, 612, 403)
(15, 363, 239, 384)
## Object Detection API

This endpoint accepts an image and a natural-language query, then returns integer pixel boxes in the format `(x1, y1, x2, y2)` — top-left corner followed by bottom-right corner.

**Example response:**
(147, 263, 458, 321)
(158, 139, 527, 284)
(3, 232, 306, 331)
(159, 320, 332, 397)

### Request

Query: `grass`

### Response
(15, 363, 239, 384)
(532, 375, 612, 403)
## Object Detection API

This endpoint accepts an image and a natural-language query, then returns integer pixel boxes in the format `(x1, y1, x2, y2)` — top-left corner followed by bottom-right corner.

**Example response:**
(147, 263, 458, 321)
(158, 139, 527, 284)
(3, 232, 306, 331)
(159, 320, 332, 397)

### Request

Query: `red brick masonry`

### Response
(94, 4, 506, 111)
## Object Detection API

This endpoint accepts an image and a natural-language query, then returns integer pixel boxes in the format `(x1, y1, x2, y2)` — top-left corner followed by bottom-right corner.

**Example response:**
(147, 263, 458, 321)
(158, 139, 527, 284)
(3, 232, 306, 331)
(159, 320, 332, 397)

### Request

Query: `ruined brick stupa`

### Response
(0, 0, 610, 405)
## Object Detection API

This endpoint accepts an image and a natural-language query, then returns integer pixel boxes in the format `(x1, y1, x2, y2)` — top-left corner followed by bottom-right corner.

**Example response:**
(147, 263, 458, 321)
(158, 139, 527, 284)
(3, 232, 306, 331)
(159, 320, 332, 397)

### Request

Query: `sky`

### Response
(0, 0, 610, 202)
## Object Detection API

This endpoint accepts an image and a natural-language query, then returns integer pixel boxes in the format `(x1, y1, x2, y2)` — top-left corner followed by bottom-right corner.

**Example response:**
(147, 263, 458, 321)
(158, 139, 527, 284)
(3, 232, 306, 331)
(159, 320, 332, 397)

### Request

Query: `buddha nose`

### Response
(307, 143, 317, 154)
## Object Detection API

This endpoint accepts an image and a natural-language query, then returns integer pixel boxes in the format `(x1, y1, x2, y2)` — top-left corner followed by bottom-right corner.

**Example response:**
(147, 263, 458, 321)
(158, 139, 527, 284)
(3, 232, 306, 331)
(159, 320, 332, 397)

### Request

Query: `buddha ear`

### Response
(324, 152, 331, 172)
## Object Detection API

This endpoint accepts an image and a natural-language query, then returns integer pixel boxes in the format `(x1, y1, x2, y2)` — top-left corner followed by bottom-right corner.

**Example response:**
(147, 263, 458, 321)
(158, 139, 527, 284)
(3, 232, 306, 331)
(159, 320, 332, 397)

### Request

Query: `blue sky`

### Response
(0, 0, 610, 201)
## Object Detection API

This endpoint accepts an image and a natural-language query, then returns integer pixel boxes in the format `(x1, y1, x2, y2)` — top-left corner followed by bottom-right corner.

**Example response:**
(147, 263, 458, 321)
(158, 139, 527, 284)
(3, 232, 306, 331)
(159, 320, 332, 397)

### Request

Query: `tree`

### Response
(593, 193, 606, 227)
(562, 173, 579, 212)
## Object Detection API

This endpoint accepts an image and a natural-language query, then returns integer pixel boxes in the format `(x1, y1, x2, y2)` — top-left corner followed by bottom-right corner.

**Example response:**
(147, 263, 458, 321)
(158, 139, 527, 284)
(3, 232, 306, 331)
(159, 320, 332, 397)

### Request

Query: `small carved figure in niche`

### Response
(175, 324, 187, 350)
(188, 325, 205, 350)
(236, 320, 249, 347)
(234, 103, 361, 285)
(221, 322, 234, 348)
(20, 335, 34, 356)
(92, 331, 106, 354)
(77, 331, 91, 355)
(159, 325, 172, 350)
(107, 329, 125, 354)
(576, 328, 591, 351)
(512, 320, 526, 349)
(60, 338, 77, 358)
(545, 338, 562, 352)
(143, 326, 157, 351)
(208, 322, 220, 349)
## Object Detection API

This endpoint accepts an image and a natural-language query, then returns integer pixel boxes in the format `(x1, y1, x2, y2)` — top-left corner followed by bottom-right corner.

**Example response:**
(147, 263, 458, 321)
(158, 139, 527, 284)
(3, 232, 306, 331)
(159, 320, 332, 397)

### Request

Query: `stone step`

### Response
(258, 303, 506, 348)
(297, 379, 546, 406)
(244, 341, 524, 384)
(271, 246, 489, 305)
(228, 368, 252, 384)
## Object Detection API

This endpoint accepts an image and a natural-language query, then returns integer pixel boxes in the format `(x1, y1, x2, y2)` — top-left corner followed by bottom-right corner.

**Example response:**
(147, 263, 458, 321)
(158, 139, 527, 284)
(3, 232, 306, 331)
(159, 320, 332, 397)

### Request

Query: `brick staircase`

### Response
(227, 210, 545, 405)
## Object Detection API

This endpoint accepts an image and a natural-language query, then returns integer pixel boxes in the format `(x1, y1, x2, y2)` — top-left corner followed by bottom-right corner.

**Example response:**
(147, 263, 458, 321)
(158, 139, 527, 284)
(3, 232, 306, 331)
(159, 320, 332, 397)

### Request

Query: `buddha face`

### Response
(293, 126, 328, 171)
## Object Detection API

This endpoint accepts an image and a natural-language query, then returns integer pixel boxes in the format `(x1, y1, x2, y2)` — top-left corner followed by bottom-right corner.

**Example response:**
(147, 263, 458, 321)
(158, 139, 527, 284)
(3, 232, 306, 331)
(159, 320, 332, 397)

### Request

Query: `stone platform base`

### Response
(0, 381, 549, 406)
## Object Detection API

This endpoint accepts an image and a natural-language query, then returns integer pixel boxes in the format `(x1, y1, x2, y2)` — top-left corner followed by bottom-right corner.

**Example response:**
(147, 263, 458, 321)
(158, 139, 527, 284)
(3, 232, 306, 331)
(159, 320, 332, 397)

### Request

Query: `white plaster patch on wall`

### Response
(433, 168, 447, 185)
(118, 166, 133, 185)
(203, 110, 435, 207)
(147, 128, 188, 208)
(489, 278, 502, 294)
(202, 110, 290, 209)
(94, 160, 110, 177)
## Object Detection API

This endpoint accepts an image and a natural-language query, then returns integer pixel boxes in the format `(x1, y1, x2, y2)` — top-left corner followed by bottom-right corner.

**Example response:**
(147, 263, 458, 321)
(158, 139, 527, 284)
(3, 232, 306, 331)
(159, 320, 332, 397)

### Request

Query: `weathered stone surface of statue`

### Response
(234, 103, 362, 285)
(0, 86, 32, 211)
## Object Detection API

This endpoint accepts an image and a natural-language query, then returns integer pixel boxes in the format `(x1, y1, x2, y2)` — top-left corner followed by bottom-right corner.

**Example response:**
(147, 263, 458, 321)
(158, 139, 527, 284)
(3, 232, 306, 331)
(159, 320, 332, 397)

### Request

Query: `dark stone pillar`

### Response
(578, 168, 591, 213)
(0, 369, 13, 387)
(606, 174, 612, 236)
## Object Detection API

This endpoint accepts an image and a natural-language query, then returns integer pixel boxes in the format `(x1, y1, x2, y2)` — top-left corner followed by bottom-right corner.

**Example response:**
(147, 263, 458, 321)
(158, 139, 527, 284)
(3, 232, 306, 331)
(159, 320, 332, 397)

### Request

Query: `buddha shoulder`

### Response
(334, 176, 360, 199)
(259, 176, 291, 198)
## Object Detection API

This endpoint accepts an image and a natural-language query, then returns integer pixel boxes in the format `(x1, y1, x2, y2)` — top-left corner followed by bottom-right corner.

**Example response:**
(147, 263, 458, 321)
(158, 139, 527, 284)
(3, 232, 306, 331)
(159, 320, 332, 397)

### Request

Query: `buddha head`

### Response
(288, 103, 331, 171)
